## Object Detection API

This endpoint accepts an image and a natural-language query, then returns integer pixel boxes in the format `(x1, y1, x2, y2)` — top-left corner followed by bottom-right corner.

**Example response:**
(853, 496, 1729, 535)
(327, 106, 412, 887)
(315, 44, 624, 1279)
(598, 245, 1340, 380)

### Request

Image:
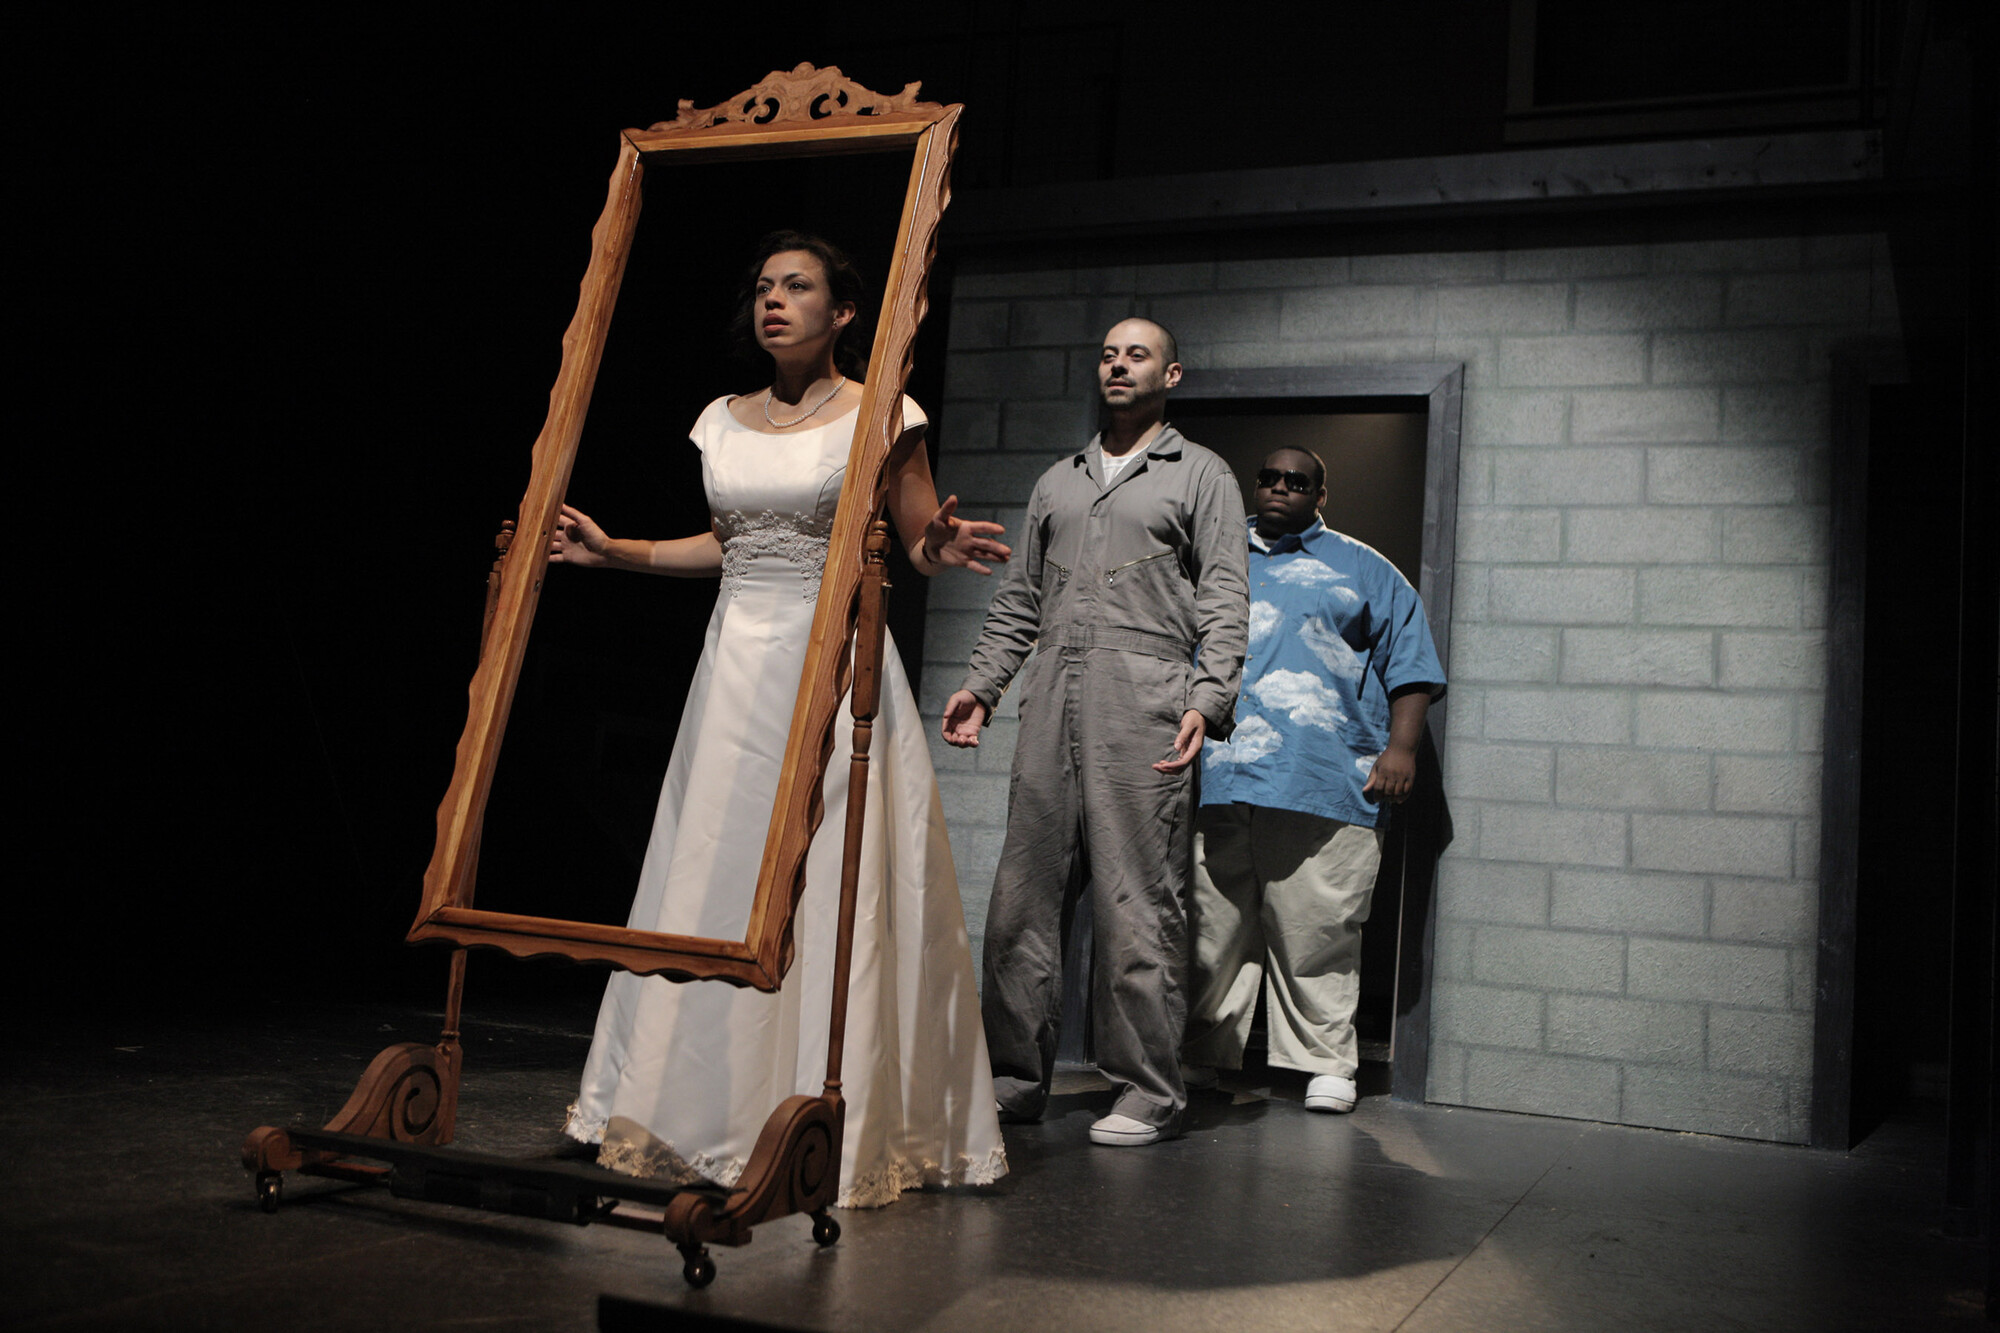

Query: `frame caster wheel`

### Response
(257, 1173, 283, 1214)
(678, 1244, 716, 1288)
(811, 1211, 840, 1246)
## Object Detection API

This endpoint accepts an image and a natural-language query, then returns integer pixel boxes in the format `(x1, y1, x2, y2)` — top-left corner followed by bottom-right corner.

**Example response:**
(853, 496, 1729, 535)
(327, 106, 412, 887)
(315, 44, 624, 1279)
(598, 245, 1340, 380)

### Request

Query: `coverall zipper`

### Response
(1103, 550, 1175, 585)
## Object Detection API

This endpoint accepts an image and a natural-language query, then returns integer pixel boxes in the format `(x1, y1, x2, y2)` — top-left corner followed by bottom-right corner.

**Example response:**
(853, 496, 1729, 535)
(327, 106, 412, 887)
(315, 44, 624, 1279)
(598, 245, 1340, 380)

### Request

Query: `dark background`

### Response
(21, 3, 1984, 1070)
(26, 5, 1528, 1014)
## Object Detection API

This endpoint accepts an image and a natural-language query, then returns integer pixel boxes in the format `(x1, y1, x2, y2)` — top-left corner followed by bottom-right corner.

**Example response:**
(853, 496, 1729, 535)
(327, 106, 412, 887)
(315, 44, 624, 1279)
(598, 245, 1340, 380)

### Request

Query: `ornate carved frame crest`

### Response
(407, 66, 962, 991)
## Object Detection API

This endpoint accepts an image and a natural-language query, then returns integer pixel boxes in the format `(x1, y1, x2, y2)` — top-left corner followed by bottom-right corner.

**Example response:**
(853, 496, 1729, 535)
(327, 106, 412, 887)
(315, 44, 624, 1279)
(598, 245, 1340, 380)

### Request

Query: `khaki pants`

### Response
(1181, 803, 1383, 1080)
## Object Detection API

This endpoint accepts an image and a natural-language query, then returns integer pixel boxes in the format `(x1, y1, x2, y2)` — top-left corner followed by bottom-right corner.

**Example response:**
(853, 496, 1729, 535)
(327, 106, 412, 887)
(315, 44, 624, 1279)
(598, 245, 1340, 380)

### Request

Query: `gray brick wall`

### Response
(921, 234, 1895, 1143)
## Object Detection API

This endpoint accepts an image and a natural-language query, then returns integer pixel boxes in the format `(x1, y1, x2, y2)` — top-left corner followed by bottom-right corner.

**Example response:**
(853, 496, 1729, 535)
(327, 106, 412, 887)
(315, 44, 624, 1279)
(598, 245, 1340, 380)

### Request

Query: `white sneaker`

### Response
(1179, 1063, 1219, 1090)
(1304, 1075, 1357, 1113)
(1088, 1113, 1162, 1146)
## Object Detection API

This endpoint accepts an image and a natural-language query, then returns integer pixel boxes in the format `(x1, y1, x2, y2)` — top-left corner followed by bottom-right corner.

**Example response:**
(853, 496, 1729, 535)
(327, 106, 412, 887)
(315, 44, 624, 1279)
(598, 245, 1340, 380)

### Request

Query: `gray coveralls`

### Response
(960, 427, 1249, 1133)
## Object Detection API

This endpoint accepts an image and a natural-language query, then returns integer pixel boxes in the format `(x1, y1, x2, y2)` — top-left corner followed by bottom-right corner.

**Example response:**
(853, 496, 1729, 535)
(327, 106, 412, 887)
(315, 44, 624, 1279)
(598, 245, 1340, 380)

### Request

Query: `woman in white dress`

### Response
(549, 232, 1010, 1207)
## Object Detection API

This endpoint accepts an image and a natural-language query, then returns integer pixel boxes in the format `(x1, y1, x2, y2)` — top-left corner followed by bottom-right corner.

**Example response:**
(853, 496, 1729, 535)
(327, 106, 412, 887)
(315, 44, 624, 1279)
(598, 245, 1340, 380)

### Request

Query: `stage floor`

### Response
(5, 997, 1984, 1330)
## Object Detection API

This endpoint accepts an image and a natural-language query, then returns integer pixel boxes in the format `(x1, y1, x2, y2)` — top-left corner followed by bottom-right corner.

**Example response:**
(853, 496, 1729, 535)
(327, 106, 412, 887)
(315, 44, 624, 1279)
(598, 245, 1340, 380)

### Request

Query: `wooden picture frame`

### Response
(407, 66, 962, 992)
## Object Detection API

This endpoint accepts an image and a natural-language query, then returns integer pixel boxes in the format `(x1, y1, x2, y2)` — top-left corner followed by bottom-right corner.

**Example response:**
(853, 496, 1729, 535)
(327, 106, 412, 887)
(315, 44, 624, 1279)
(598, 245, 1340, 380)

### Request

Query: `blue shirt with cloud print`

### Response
(1200, 517, 1445, 828)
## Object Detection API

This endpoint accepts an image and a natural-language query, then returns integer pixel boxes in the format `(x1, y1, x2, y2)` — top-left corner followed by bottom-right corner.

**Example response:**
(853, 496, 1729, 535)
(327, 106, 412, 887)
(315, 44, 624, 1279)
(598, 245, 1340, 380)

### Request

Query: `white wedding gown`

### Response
(565, 394, 1007, 1207)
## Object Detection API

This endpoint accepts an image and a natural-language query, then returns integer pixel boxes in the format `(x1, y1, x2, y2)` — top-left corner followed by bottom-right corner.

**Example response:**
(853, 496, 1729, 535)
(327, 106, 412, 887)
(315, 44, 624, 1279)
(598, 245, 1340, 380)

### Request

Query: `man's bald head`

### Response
(1103, 317, 1178, 368)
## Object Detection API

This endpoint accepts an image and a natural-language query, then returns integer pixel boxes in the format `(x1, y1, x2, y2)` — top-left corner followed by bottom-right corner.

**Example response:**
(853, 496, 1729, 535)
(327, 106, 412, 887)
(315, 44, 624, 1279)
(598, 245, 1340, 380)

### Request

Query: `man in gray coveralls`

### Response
(942, 318, 1250, 1147)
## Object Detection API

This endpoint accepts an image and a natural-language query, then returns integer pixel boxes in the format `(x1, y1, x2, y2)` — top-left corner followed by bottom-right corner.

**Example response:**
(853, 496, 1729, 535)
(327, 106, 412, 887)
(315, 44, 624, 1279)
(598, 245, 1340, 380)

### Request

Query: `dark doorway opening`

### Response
(1174, 397, 1432, 1067)
(1849, 381, 1958, 1143)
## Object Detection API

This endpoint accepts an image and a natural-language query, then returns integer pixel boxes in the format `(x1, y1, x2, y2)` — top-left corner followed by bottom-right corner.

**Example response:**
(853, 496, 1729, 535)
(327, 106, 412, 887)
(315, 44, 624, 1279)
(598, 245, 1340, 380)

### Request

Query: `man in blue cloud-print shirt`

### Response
(1182, 446, 1444, 1115)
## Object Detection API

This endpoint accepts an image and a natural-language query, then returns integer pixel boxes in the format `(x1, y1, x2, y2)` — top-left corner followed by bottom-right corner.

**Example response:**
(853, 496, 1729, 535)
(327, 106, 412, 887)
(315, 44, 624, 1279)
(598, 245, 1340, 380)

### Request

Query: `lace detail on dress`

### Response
(581, 1105, 1009, 1210)
(598, 1139, 742, 1190)
(716, 507, 831, 601)
(837, 1143, 1010, 1209)
(958, 1143, 1010, 1188)
(562, 1103, 607, 1144)
(593, 1115, 743, 1189)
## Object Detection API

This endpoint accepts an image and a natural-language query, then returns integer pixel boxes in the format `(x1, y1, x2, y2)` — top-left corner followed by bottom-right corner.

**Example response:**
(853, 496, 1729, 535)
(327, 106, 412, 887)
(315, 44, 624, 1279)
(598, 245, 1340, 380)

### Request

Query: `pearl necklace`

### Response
(763, 376, 847, 429)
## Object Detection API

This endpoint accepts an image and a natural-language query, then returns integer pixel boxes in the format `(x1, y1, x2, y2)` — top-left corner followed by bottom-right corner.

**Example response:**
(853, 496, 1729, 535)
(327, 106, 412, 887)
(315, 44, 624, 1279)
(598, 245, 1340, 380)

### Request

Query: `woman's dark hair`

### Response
(728, 230, 874, 380)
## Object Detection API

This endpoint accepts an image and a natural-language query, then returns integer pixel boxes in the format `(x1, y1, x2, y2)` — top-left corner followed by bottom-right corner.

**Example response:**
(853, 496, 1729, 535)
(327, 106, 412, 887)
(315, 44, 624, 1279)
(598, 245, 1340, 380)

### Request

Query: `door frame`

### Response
(1174, 362, 1465, 1102)
(1810, 343, 1907, 1149)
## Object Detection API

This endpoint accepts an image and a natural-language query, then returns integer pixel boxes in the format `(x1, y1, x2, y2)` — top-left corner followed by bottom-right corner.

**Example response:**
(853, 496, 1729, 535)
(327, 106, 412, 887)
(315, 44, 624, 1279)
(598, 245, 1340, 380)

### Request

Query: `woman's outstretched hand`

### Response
(922, 495, 1011, 575)
(549, 503, 612, 567)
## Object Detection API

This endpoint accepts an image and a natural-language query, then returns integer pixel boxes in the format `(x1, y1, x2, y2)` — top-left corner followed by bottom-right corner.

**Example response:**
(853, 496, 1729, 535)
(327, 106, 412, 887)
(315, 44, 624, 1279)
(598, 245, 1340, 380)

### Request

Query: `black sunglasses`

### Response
(1256, 468, 1317, 492)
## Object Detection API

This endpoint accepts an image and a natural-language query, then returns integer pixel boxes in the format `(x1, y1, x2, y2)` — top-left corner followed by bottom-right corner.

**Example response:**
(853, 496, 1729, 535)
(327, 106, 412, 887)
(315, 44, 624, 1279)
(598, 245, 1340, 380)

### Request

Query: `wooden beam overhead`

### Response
(949, 129, 1896, 242)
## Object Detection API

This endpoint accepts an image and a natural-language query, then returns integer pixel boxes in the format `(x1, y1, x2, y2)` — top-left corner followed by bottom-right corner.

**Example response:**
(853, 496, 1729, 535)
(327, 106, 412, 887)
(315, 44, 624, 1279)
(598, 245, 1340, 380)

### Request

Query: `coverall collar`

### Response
(1077, 424, 1186, 493)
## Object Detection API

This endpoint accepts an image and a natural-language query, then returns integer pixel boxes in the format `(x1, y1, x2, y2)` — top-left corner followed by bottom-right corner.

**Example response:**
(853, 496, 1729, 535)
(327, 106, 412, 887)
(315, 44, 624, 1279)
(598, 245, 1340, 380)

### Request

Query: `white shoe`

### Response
(1179, 1063, 1219, 1090)
(1088, 1113, 1162, 1146)
(1304, 1075, 1357, 1113)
